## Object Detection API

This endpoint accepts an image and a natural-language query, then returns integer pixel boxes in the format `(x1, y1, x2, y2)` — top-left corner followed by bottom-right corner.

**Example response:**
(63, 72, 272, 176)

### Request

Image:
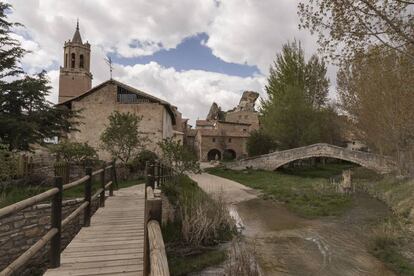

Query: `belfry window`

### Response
(65, 53, 68, 68)
(71, 53, 76, 68)
(79, 54, 84, 68)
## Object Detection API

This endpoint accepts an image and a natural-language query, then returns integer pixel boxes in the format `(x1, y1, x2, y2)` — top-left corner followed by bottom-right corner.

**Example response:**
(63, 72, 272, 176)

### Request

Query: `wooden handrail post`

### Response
(160, 164, 164, 187)
(145, 161, 149, 188)
(84, 167, 92, 227)
(109, 164, 114, 197)
(112, 160, 118, 190)
(50, 176, 63, 268)
(100, 164, 106, 207)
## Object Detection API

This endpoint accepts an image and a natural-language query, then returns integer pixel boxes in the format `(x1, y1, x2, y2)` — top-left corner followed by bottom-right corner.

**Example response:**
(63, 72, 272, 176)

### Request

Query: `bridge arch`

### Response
(227, 143, 395, 174)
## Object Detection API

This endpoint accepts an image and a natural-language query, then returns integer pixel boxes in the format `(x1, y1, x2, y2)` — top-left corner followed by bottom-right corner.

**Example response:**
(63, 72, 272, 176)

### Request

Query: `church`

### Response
(57, 23, 183, 160)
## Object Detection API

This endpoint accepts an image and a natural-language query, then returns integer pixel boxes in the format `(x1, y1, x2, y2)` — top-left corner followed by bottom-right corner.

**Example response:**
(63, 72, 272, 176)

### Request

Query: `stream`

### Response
(234, 193, 395, 276)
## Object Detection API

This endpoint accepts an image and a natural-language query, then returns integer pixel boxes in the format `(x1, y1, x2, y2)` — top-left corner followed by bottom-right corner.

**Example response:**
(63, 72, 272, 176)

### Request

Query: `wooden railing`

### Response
(0, 162, 118, 276)
(144, 161, 176, 276)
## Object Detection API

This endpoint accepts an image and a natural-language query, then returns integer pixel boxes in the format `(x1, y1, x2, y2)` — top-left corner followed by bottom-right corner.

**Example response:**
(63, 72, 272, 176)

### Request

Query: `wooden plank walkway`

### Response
(44, 184, 146, 276)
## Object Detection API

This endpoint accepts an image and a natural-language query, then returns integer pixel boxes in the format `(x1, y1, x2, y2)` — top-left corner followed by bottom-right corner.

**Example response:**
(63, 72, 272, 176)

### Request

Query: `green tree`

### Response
(0, 3, 79, 151)
(246, 130, 277, 157)
(158, 138, 200, 175)
(50, 141, 98, 165)
(338, 46, 414, 172)
(261, 41, 335, 149)
(298, 0, 414, 61)
(100, 111, 147, 164)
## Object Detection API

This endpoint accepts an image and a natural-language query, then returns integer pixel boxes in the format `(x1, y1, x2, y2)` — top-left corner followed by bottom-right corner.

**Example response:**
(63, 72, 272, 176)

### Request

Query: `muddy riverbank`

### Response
(235, 193, 395, 276)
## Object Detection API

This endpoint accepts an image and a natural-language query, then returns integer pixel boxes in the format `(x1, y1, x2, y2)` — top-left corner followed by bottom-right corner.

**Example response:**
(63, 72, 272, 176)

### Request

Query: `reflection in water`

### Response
(235, 195, 395, 276)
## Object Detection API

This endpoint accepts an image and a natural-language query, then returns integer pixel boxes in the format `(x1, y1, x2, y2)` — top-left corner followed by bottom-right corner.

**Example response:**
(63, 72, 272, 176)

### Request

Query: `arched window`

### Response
(79, 54, 84, 68)
(65, 53, 68, 68)
(71, 53, 76, 68)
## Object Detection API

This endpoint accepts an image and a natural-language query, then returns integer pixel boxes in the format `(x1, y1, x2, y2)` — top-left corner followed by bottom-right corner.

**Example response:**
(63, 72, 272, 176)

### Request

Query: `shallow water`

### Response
(235, 194, 396, 276)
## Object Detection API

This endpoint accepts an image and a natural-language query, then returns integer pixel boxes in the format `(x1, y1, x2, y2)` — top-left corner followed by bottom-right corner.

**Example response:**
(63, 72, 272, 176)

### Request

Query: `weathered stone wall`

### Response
(227, 143, 396, 173)
(0, 197, 100, 275)
(199, 135, 248, 161)
(69, 83, 172, 160)
(224, 110, 259, 130)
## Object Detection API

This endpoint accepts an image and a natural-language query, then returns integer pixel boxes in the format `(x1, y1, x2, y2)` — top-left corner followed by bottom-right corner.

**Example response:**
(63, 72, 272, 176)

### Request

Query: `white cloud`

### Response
(5, 0, 338, 122)
(206, 0, 318, 73)
(114, 62, 265, 125)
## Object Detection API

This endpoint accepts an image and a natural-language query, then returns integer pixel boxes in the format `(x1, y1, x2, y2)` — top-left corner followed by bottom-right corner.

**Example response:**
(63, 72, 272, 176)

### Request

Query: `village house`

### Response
(187, 91, 260, 161)
(57, 24, 181, 160)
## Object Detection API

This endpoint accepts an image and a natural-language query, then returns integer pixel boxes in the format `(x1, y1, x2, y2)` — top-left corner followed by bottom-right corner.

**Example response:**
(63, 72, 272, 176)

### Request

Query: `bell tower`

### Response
(58, 20, 93, 103)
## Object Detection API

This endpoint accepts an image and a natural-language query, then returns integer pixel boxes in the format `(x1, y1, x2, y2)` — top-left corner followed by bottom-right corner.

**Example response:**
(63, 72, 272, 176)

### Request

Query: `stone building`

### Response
(58, 21, 93, 103)
(188, 91, 260, 161)
(57, 24, 178, 160)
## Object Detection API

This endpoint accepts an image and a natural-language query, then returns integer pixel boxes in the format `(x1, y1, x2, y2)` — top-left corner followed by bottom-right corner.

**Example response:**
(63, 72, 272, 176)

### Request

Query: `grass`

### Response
(167, 249, 226, 276)
(0, 177, 144, 208)
(161, 174, 235, 275)
(205, 164, 354, 218)
(368, 217, 414, 276)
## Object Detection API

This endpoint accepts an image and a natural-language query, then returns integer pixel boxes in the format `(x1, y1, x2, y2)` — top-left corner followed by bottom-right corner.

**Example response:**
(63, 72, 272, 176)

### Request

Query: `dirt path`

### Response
(188, 172, 258, 204)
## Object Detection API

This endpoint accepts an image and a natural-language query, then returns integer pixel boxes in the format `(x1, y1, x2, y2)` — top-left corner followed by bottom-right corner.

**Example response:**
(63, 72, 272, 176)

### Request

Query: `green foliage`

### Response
(206, 166, 353, 218)
(128, 150, 158, 171)
(100, 111, 147, 164)
(0, 144, 17, 181)
(50, 141, 98, 165)
(368, 218, 414, 276)
(158, 138, 200, 174)
(167, 249, 226, 276)
(260, 41, 340, 149)
(0, 4, 79, 151)
(246, 130, 277, 157)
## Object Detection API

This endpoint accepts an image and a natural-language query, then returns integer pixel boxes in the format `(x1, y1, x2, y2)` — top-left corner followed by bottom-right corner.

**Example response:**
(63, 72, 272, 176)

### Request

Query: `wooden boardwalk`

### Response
(44, 184, 146, 276)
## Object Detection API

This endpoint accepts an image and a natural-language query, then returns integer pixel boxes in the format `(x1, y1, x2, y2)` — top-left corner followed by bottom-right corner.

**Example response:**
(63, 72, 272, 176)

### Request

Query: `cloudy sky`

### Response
(6, 0, 334, 124)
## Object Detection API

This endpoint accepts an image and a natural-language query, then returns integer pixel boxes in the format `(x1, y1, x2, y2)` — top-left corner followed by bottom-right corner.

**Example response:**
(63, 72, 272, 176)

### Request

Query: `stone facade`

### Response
(187, 91, 260, 161)
(58, 80, 176, 160)
(227, 143, 396, 173)
(0, 197, 100, 275)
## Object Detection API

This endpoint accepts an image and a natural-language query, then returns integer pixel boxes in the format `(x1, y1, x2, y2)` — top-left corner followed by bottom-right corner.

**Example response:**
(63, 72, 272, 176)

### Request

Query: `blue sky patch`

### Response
(111, 33, 260, 78)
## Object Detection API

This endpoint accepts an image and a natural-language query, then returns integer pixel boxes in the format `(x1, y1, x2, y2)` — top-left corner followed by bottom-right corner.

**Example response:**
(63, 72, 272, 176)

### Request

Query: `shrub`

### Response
(128, 150, 158, 172)
(162, 175, 236, 247)
(158, 138, 200, 174)
(50, 141, 98, 166)
(0, 144, 17, 181)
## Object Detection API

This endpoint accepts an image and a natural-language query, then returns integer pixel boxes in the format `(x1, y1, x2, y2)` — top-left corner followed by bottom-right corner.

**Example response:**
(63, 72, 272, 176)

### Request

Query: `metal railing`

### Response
(0, 161, 118, 276)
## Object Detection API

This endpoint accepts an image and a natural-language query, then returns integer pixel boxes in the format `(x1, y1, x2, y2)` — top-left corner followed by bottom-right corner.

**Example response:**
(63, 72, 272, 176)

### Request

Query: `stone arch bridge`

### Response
(227, 143, 396, 173)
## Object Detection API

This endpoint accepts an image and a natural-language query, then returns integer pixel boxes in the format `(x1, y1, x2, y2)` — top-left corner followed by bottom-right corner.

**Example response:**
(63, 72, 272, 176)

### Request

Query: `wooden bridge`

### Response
(228, 143, 396, 173)
(0, 162, 171, 276)
(44, 185, 146, 276)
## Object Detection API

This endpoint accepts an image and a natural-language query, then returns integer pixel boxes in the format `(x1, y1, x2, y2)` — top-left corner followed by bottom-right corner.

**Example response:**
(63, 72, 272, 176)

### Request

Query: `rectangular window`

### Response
(228, 138, 232, 143)
(117, 86, 151, 104)
(212, 138, 216, 142)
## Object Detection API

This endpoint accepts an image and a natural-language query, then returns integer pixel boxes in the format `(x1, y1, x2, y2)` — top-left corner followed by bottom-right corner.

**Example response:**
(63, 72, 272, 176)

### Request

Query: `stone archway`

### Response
(223, 149, 237, 161)
(207, 149, 222, 161)
(227, 143, 396, 173)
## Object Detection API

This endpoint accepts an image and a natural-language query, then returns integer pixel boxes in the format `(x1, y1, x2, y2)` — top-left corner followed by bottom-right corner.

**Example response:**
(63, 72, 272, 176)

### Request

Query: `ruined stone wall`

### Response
(224, 111, 259, 130)
(0, 197, 100, 275)
(69, 83, 169, 159)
